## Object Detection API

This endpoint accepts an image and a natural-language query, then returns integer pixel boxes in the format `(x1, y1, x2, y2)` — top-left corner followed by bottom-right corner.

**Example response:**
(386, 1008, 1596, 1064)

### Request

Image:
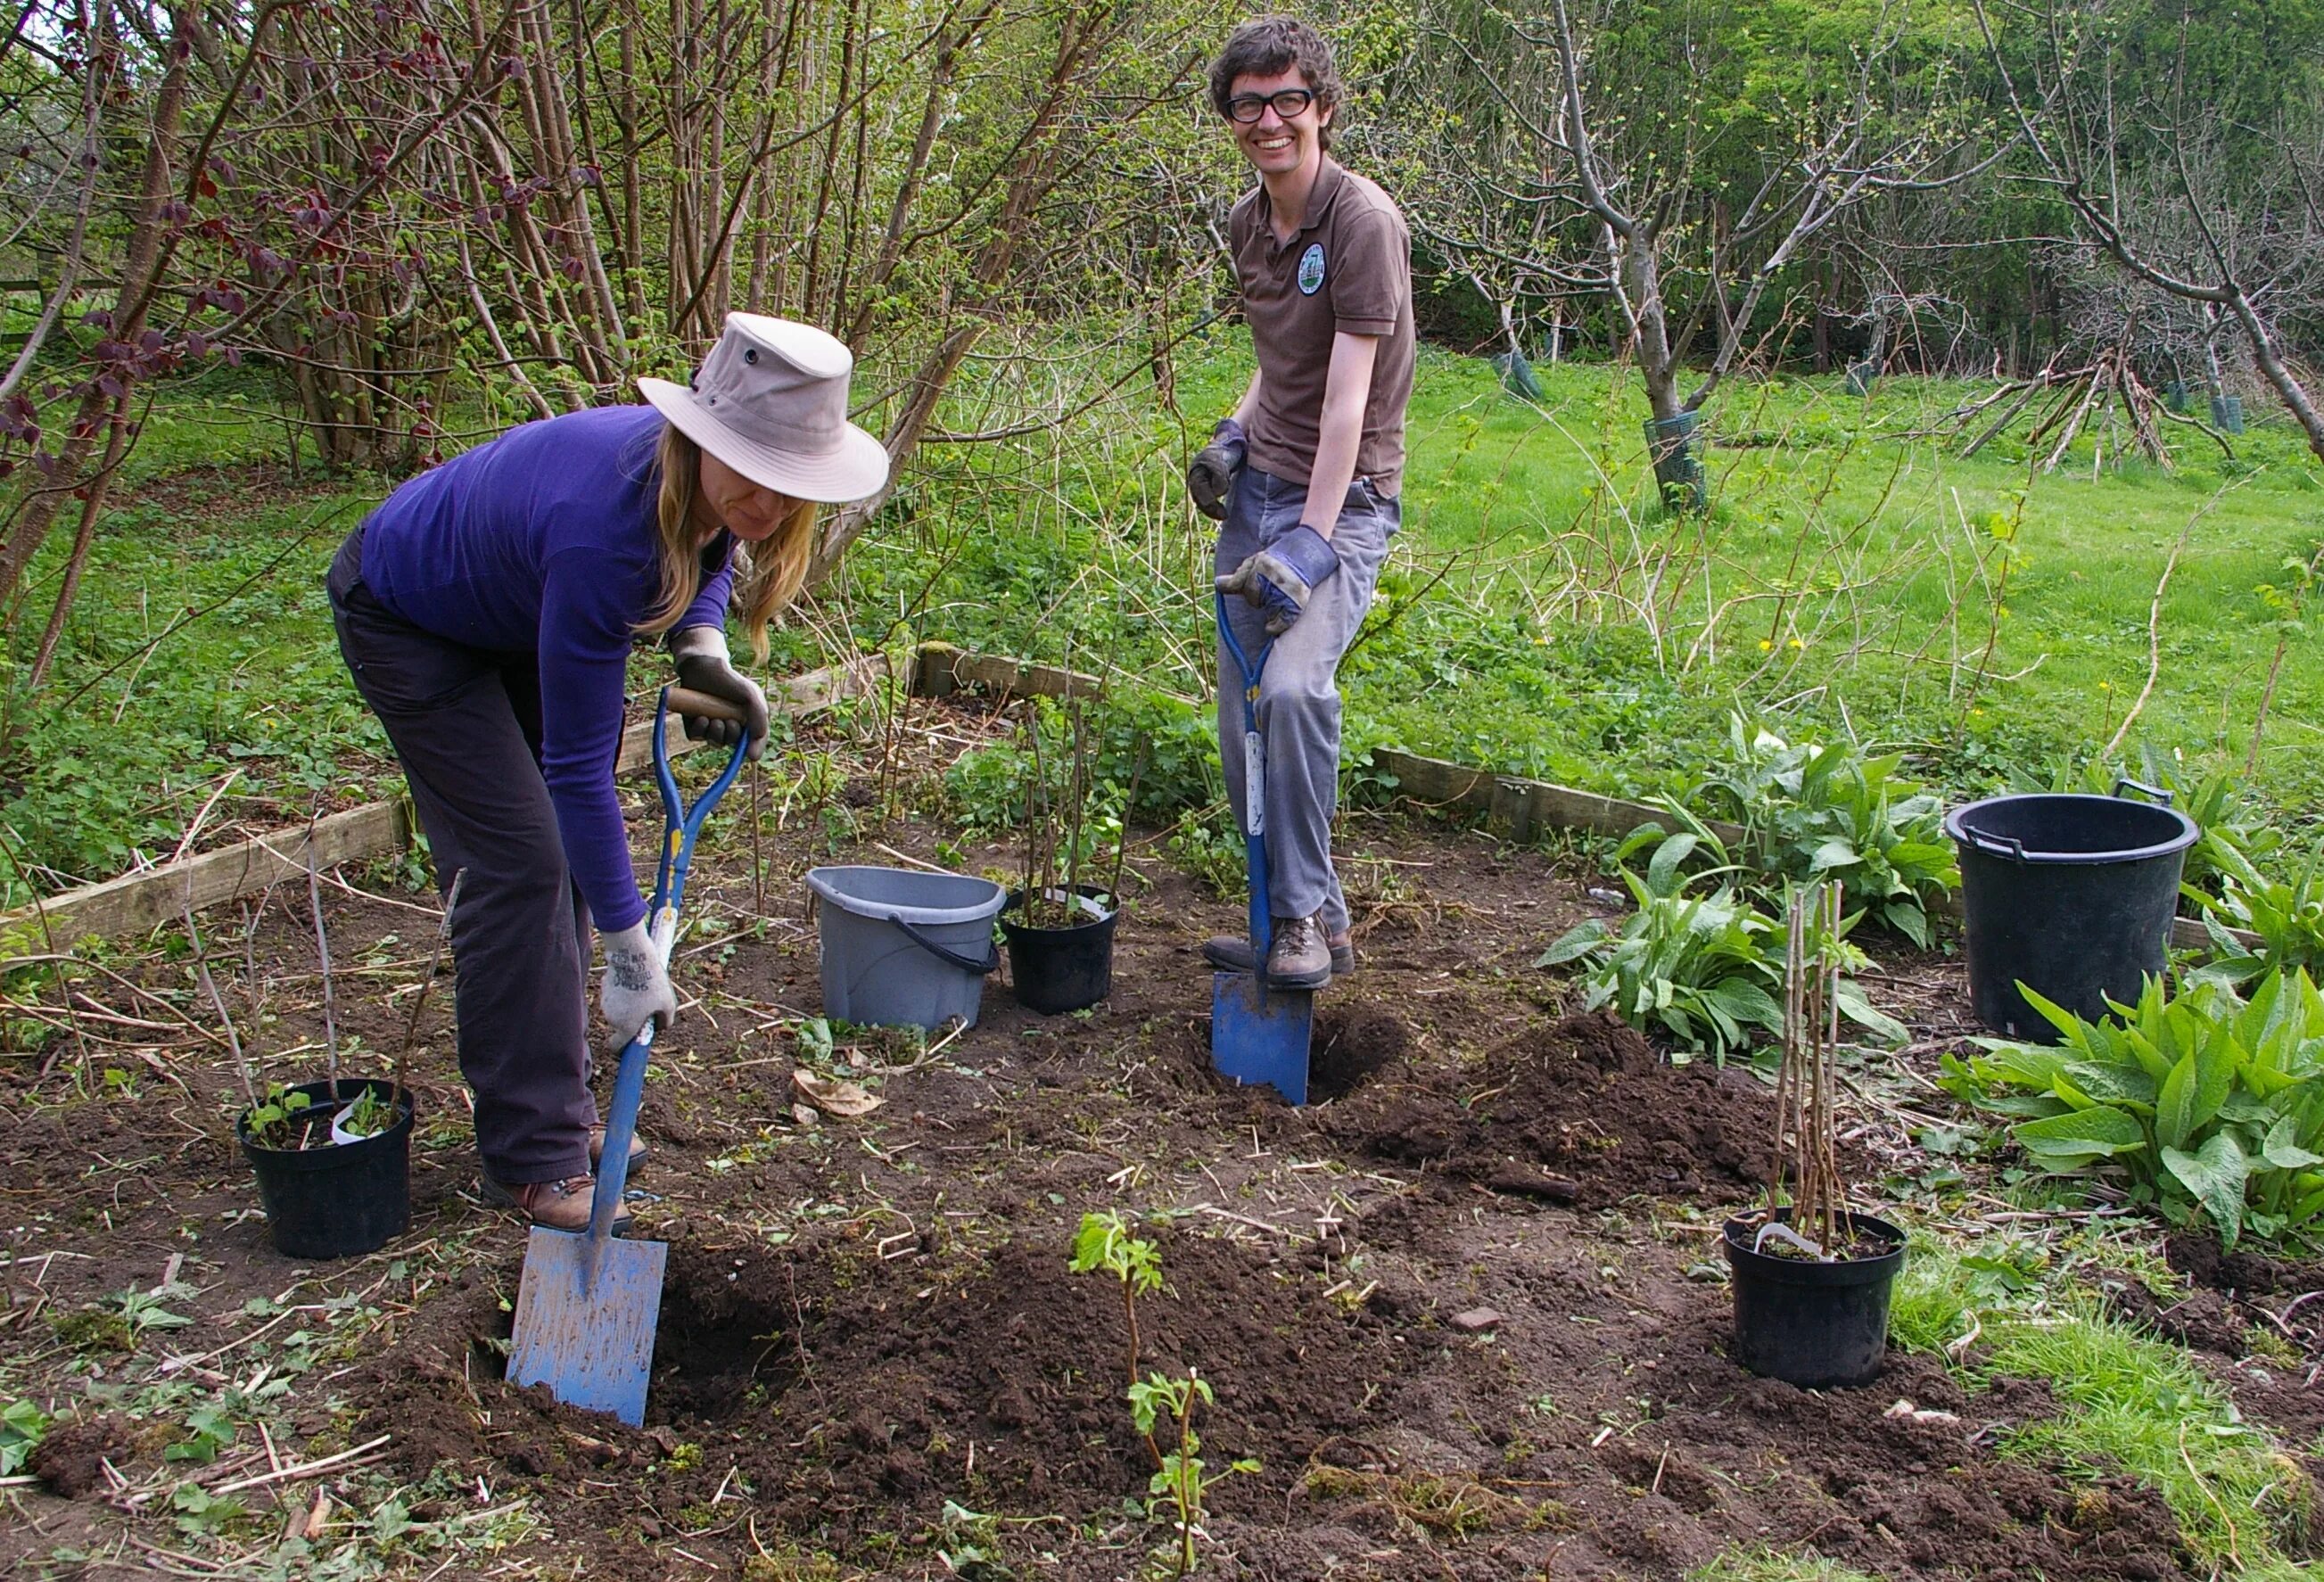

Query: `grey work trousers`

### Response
(326, 528, 597, 1187)
(1215, 466, 1399, 935)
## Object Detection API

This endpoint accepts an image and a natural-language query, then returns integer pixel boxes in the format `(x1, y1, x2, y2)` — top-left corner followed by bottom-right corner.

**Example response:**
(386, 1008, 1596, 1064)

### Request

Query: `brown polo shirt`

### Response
(1230, 157, 1415, 496)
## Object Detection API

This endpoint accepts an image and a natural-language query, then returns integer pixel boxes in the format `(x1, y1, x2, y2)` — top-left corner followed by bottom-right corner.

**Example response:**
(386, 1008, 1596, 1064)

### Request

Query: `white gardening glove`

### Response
(598, 920, 677, 1054)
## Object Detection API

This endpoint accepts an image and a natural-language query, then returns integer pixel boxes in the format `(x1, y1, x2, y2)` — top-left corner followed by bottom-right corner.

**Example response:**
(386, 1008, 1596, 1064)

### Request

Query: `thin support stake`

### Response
(306, 844, 340, 1103)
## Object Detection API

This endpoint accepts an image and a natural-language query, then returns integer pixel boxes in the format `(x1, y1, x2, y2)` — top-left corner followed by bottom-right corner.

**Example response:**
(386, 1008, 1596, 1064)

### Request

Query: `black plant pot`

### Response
(237, 1079, 414, 1259)
(1001, 886, 1117, 1015)
(1722, 1209, 1906, 1388)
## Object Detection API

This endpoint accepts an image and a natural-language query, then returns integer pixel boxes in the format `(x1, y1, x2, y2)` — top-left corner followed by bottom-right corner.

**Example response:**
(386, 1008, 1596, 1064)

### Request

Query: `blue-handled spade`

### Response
(507, 685, 751, 1425)
(1209, 592, 1314, 1105)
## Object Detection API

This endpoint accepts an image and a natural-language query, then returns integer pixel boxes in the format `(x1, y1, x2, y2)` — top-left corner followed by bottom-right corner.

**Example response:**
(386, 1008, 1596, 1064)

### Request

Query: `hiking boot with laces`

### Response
(1202, 927, 1354, 977)
(588, 1126, 647, 1174)
(495, 1174, 632, 1235)
(1265, 912, 1334, 989)
(479, 1129, 644, 1209)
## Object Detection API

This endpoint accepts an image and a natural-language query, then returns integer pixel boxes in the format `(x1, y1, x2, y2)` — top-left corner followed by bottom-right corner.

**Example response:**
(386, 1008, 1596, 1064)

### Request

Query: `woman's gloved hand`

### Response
(1216, 523, 1339, 636)
(1186, 418, 1247, 521)
(670, 625, 770, 759)
(598, 920, 678, 1053)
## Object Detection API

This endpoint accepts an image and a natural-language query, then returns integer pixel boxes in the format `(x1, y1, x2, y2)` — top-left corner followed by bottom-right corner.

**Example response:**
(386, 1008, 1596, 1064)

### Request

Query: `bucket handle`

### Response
(2113, 777, 2175, 806)
(1964, 828, 2026, 861)
(886, 912, 1000, 976)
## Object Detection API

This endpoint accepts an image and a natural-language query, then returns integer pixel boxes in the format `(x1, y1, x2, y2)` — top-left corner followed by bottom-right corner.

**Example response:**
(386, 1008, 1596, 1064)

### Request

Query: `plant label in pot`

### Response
(1001, 884, 1119, 1016)
(238, 1079, 414, 1260)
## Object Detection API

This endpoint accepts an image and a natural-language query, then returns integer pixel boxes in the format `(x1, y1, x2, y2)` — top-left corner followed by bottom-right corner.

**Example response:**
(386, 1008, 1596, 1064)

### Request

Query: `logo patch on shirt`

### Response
(1298, 243, 1325, 295)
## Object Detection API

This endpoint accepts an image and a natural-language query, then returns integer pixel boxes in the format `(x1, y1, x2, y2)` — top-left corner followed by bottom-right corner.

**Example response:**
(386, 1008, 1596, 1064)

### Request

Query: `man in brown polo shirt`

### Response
(1191, 14, 1415, 989)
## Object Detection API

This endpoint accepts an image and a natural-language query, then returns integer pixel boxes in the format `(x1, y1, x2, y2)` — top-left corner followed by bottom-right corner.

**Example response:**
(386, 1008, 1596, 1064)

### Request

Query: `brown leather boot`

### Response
(587, 1126, 647, 1174)
(498, 1174, 632, 1235)
(1265, 912, 1334, 989)
(1201, 927, 1354, 976)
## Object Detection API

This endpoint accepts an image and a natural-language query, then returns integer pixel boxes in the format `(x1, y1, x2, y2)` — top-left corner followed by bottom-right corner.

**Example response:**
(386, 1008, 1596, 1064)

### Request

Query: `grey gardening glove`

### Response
(1216, 523, 1339, 637)
(598, 920, 678, 1054)
(1186, 418, 1247, 521)
(670, 624, 770, 760)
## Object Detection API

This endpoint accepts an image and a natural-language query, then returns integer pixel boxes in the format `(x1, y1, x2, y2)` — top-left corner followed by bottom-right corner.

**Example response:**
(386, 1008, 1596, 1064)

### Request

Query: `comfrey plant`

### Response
(1942, 968, 2324, 1248)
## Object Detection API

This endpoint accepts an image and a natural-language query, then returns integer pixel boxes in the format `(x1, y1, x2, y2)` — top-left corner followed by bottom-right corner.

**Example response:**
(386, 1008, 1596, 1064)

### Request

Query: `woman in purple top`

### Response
(327, 315, 887, 1230)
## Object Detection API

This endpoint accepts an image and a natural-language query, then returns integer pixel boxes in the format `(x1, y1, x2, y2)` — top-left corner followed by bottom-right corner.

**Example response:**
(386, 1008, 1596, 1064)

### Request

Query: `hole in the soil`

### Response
(648, 1251, 810, 1418)
(1309, 1006, 1409, 1100)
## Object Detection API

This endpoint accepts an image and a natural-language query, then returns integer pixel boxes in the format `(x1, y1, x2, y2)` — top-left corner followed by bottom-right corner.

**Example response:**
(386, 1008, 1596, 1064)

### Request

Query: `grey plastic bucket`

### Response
(806, 866, 1006, 1031)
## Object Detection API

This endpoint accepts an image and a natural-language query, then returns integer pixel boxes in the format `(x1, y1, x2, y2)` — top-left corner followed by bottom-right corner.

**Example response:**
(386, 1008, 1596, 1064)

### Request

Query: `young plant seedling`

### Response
(245, 1081, 317, 1150)
(334, 1084, 394, 1140)
(1069, 1212, 1258, 1576)
(1130, 1368, 1260, 1578)
(1068, 1210, 1165, 1463)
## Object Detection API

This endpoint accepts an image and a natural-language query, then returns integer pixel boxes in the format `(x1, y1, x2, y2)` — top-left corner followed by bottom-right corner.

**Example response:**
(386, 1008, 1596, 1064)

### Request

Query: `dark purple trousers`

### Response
(328, 528, 596, 1186)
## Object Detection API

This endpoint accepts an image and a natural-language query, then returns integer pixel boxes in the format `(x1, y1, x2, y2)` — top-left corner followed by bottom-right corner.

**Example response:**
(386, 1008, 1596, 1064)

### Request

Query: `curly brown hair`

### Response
(1207, 16, 1343, 152)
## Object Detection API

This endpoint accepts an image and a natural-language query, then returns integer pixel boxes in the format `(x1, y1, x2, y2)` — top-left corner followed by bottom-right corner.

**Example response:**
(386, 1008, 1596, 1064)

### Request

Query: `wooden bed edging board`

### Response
(12, 641, 2247, 959)
(4, 656, 887, 945)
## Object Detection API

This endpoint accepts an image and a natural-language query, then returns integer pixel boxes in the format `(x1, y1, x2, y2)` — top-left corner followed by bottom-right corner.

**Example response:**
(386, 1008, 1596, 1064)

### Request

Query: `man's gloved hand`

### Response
(598, 920, 678, 1054)
(1186, 418, 1247, 521)
(1215, 523, 1339, 637)
(670, 625, 770, 760)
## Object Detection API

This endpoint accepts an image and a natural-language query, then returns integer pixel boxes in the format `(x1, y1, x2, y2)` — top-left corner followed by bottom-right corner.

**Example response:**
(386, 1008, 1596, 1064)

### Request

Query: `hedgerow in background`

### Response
(1941, 969, 2324, 1247)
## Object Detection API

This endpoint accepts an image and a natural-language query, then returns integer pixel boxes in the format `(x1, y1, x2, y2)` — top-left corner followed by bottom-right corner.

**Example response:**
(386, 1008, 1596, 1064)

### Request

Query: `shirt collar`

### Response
(1256, 156, 1347, 243)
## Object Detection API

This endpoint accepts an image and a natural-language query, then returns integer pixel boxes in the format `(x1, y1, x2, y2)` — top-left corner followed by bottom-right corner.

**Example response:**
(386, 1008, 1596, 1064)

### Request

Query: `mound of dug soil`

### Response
(1326, 1010, 1782, 1207)
(357, 1224, 1417, 1548)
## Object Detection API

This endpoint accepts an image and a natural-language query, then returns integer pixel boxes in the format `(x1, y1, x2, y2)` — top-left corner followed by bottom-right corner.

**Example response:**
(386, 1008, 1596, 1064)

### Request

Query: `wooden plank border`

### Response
(908, 642, 1103, 702)
(6, 655, 887, 943)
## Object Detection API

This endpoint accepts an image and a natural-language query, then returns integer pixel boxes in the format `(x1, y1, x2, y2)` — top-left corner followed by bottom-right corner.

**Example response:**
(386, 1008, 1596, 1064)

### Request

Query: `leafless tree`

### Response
(1973, 0, 2324, 463)
(1405, 0, 2005, 503)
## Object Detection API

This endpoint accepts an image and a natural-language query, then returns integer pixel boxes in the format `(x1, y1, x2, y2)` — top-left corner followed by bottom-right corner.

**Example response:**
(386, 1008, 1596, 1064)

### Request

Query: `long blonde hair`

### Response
(639, 423, 819, 661)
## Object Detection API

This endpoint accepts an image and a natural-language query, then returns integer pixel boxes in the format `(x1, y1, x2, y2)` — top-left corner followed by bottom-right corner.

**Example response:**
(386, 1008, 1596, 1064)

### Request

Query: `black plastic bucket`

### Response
(1001, 886, 1117, 1016)
(1723, 1210, 1906, 1388)
(1943, 783, 2197, 1041)
(1642, 411, 1707, 512)
(237, 1079, 413, 1259)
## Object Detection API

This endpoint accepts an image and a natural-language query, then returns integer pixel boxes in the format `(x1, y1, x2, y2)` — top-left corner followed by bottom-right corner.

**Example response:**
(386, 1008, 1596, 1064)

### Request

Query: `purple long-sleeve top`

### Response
(358, 405, 732, 935)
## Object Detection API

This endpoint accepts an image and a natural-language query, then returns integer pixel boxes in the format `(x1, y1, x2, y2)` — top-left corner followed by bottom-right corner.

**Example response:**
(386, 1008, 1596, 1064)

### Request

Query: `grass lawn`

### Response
(4, 345, 2320, 902)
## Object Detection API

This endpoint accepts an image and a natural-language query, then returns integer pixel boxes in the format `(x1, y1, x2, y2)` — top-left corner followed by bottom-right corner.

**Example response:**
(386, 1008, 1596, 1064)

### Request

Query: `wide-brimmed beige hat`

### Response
(639, 314, 889, 504)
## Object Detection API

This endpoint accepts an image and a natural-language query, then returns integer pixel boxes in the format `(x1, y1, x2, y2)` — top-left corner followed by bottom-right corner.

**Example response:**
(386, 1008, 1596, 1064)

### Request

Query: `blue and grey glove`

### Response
(1186, 418, 1247, 521)
(1215, 523, 1339, 637)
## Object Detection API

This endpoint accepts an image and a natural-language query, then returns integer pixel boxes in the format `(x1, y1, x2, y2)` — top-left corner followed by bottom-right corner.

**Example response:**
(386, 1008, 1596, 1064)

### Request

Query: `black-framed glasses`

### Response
(1224, 87, 1314, 123)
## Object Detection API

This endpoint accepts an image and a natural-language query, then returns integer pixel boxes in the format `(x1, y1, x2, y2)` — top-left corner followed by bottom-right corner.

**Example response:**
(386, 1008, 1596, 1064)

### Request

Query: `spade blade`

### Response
(507, 1226, 667, 1427)
(1210, 968, 1312, 1106)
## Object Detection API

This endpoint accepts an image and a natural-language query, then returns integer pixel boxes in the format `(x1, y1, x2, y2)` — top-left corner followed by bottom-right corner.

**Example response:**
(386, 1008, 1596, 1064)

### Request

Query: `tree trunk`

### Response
(1, 21, 191, 610)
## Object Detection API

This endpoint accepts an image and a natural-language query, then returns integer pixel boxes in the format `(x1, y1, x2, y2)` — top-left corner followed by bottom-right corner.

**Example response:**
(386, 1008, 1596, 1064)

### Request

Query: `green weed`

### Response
(1984, 1307, 2307, 1566)
(1941, 969, 2324, 1247)
(1540, 826, 1906, 1061)
(0, 1398, 49, 1474)
(2189, 838, 2324, 986)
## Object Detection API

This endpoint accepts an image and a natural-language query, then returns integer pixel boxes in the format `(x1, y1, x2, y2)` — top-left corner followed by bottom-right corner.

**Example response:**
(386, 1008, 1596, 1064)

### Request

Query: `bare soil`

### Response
(0, 703, 2301, 1578)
